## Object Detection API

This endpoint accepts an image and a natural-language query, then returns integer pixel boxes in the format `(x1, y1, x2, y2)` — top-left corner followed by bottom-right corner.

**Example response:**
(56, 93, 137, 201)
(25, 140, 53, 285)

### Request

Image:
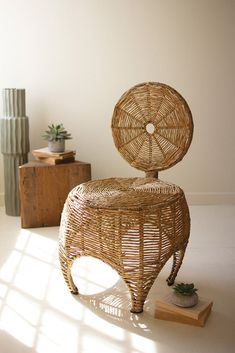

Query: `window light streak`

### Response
(37, 310, 78, 353)
(15, 229, 30, 251)
(5, 289, 41, 326)
(130, 332, 157, 353)
(36, 335, 63, 353)
(1, 305, 36, 347)
(45, 268, 84, 321)
(13, 255, 52, 300)
(24, 233, 56, 263)
(0, 250, 22, 283)
(15, 230, 57, 264)
(0, 283, 8, 298)
(84, 309, 124, 341)
(0, 226, 158, 353)
(82, 334, 125, 353)
(36, 333, 76, 353)
(71, 257, 119, 295)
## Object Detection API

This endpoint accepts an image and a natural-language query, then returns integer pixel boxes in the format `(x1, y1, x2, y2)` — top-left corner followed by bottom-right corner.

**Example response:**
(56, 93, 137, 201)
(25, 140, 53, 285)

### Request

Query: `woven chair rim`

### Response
(71, 177, 183, 211)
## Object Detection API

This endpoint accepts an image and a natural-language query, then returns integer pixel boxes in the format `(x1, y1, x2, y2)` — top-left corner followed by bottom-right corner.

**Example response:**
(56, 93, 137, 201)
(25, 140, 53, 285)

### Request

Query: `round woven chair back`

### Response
(112, 82, 193, 172)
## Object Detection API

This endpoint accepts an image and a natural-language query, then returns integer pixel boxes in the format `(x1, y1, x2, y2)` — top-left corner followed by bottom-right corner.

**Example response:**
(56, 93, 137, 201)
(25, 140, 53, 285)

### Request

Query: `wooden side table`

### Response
(19, 161, 91, 228)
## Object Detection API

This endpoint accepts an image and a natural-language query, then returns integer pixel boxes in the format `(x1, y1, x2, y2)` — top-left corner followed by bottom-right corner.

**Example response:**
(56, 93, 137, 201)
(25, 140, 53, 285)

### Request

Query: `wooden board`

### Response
(33, 156, 75, 165)
(19, 160, 91, 228)
(155, 295, 213, 327)
(155, 305, 212, 327)
(32, 147, 75, 158)
(155, 294, 213, 320)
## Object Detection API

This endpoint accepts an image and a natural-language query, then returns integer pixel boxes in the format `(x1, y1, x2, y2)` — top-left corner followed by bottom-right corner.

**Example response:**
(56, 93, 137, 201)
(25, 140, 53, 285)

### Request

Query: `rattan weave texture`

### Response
(59, 82, 193, 313)
(112, 82, 193, 172)
(59, 178, 190, 313)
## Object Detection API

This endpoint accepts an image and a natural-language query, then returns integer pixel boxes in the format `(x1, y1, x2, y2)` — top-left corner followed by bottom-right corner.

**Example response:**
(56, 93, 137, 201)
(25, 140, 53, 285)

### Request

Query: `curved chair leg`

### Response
(124, 270, 161, 313)
(166, 248, 186, 286)
(59, 250, 79, 294)
(129, 288, 147, 314)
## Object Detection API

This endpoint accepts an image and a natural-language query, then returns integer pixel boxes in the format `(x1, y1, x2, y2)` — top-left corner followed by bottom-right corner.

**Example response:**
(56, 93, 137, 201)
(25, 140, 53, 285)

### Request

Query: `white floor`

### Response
(0, 205, 235, 353)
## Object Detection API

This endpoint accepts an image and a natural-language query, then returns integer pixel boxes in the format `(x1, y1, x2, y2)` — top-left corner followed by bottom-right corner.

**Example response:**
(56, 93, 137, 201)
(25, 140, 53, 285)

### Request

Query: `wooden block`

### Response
(155, 295, 213, 327)
(34, 156, 75, 165)
(155, 305, 212, 327)
(155, 294, 212, 319)
(19, 160, 91, 228)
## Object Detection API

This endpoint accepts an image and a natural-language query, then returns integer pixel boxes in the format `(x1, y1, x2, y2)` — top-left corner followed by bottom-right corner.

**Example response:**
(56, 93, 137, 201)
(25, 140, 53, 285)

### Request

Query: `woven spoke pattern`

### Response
(112, 82, 193, 171)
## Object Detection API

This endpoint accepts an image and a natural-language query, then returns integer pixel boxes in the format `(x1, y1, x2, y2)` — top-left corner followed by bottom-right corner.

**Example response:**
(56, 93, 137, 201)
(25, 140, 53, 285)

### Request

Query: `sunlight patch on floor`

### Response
(4, 289, 41, 325)
(0, 250, 22, 283)
(0, 226, 158, 353)
(1, 304, 36, 347)
(37, 309, 78, 353)
(0, 282, 8, 297)
(84, 309, 125, 341)
(17, 231, 56, 263)
(45, 267, 84, 321)
(72, 256, 120, 295)
(130, 332, 157, 353)
(14, 255, 52, 300)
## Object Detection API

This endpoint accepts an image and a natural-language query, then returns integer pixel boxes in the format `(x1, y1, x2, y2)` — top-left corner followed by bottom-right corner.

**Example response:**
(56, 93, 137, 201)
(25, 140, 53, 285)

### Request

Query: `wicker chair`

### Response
(59, 82, 193, 313)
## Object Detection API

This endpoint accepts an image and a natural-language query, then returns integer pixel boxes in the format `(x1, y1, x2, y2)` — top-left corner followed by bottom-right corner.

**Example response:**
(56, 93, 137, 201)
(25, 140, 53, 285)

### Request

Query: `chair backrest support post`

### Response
(145, 170, 159, 179)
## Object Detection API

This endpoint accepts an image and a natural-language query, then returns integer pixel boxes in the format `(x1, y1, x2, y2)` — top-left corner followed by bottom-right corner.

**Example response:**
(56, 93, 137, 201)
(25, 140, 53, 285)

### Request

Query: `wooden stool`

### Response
(19, 161, 91, 228)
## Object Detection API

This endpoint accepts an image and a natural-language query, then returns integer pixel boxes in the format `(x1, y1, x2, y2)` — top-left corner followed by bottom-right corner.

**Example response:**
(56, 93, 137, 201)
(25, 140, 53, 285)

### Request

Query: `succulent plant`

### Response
(173, 282, 198, 296)
(42, 123, 72, 142)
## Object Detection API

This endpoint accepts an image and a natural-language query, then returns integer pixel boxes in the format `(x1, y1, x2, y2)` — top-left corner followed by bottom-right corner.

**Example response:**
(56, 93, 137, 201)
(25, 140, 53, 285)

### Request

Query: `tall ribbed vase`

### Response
(0, 89, 30, 216)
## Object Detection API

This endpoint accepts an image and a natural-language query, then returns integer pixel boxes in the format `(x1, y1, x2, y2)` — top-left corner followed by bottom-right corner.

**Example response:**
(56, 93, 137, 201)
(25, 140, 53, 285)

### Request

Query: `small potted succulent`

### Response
(42, 123, 72, 152)
(171, 282, 198, 308)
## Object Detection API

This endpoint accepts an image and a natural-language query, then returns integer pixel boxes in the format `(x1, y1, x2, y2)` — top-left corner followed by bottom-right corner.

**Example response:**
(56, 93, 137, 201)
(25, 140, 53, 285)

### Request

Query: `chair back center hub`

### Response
(145, 122, 155, 134)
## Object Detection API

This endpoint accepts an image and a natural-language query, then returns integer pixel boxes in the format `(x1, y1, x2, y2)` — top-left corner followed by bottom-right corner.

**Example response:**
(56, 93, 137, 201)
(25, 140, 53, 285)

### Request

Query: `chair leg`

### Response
(123, 270, 161, 313)
(166, 248, 186, 286)
(59, 250, 79, 294)
(129, 288, 146, 314)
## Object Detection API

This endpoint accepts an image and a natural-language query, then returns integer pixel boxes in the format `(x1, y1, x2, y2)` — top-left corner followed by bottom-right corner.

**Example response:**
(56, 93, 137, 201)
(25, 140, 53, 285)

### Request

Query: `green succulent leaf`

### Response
(42, 123, 72, 141)
(173, 282, 198, 296)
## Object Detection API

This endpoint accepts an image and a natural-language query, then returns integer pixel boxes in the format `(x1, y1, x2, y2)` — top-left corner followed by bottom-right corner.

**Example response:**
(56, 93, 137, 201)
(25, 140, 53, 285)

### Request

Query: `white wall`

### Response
(0, 0, 234, 205)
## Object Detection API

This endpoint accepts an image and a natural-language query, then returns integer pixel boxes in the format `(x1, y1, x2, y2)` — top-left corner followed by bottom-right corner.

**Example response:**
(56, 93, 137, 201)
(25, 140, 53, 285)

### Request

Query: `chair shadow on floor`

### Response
(70, 257, 173, 339)
(70, 266, 235, 351)
(76, 278, 155, 336)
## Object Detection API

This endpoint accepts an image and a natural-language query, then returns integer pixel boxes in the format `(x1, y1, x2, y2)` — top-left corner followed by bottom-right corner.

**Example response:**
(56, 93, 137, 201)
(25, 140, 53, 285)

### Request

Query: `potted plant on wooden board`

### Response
(170, 282, 198, 308)
(42, 123, 72, 152)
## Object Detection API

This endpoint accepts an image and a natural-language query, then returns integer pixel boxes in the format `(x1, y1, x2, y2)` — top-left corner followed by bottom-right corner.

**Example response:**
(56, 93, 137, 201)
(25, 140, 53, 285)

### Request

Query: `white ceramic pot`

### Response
(48, 140, 65, 153)
(170, 292, 198, 308)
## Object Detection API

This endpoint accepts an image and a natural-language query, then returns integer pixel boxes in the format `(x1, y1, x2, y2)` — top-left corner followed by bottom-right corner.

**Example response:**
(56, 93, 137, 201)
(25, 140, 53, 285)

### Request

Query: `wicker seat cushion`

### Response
(71, 177, 182, 210)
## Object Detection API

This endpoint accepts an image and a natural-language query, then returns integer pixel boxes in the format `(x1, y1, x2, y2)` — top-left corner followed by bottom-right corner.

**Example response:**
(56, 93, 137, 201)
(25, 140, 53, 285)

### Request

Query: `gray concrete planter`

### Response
(170, 292, 199, 308)
(48, 140, 65, 153)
